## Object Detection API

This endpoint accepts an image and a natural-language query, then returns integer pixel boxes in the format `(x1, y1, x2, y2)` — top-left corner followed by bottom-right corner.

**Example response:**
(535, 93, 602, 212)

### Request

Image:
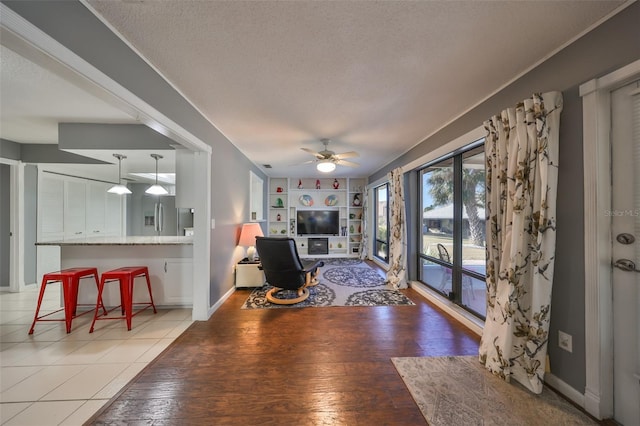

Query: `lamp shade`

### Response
(317, 160, 336, 173)
(238, 223, 264, 246)
(238, 223, 264, 261)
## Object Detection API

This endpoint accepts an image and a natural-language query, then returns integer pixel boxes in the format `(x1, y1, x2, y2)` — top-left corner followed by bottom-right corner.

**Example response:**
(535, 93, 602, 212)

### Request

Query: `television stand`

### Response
(308, 238, 329, 255)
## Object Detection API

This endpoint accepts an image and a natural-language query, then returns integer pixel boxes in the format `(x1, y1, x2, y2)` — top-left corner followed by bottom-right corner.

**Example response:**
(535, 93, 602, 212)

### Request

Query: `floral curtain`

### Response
(359, 188, 369, 260)
(479, 92, 563, 394)
(386, 167, 408, 289)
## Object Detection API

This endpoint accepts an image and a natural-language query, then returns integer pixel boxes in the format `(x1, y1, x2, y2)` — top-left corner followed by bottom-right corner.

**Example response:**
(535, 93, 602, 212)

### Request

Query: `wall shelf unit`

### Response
(267, 177, 366, 258)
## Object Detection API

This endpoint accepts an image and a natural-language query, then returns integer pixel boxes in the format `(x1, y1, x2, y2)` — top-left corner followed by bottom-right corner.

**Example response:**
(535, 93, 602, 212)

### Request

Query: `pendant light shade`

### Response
(146, 154, 169, 195)
(107, 154, 132, 195)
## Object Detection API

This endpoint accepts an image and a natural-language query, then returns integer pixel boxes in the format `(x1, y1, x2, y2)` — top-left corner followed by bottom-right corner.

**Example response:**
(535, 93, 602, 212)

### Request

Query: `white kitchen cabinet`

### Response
(86, 182, 106, 236)
(64, 180, 86, 240)
(163, 258, 193, 304)
(105, 191, 124, 236)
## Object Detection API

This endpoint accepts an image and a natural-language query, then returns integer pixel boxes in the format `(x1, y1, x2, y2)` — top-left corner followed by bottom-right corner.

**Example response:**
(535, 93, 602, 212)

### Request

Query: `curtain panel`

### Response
(359, 188, 369, 260)
(386, 167, 408, 289)
(479, 92, 563, 394)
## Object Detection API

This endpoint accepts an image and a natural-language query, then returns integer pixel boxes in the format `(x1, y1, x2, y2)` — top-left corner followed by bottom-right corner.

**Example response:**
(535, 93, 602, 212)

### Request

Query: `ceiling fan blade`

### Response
(290, 159, 316, 166)
(301, 147, 323, 159)
(333, 151, 359, 160)
(335, 159, 360, 168)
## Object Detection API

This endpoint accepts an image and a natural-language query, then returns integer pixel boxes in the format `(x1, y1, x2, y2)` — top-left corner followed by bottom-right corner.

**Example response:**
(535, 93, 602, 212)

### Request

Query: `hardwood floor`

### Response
(87, 268, 480, 425)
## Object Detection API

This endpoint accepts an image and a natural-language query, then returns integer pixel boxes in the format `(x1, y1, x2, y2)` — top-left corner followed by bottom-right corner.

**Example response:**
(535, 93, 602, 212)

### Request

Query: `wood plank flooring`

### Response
(87, 265, 480, 425)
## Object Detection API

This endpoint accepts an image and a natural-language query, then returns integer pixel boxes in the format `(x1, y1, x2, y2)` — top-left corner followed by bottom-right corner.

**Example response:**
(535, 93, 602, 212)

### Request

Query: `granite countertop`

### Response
(36, 236, 194, 246)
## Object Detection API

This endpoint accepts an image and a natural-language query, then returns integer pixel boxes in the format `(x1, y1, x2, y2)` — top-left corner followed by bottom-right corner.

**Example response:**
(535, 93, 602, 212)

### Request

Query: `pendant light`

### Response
(107, 153, 132, 195)
(145, 153, 168, 195)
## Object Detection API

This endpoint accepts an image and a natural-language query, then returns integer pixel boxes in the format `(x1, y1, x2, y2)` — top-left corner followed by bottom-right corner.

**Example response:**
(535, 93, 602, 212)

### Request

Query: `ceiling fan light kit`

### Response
(301, 138, 359, 173)
(317, 160, 336, 173)
(107, 153, 132, 195)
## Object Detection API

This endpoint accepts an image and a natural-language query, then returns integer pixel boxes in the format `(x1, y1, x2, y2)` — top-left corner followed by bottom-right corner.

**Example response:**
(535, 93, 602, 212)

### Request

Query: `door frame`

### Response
(1, 4, 212, 319)
(0, 158, 25, 292)
(580, 59, 640, 420)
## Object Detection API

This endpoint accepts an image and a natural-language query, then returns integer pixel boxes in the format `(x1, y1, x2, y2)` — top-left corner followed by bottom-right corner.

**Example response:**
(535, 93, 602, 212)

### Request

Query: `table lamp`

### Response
(238, 223, 264, 261)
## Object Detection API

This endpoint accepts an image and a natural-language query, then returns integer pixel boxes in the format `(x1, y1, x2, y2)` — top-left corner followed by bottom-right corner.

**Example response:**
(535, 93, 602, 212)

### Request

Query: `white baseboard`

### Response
(409, 281, 484, 336)
(545, 373, 587, 411)
(205, 285, 236, 319)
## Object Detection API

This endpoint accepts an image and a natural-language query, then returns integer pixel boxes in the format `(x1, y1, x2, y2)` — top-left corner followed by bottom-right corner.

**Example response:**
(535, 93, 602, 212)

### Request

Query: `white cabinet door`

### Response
(163, 259, 193, 305)
(86, 182, 106, 236)
(105, 191, 123, 236)
(39, 175, 65, 239)
(64, 180, 86, 239)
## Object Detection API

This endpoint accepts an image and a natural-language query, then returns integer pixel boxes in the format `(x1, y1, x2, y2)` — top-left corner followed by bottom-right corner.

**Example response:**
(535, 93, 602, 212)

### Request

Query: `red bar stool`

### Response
(90, 266, 157, 332)
(29, 267, 106, 334)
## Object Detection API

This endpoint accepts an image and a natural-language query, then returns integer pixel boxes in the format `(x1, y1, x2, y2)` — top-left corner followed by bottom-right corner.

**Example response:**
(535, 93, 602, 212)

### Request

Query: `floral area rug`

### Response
(391, 356, 596, 425)
(241, 258, 414, 309)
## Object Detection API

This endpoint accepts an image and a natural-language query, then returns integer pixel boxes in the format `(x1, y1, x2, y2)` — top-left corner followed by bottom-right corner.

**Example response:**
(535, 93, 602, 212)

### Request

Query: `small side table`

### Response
(235, 260, 265, 288)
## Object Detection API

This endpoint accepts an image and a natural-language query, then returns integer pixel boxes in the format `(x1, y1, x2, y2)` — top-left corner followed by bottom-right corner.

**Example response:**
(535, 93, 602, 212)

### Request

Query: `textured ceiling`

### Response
(0, 1, 627, 179)
(0, 45, 135, 144)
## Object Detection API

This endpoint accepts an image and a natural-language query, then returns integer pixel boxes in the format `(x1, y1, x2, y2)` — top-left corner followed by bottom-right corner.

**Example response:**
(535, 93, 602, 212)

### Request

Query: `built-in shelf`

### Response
(267, 177, 366, 257)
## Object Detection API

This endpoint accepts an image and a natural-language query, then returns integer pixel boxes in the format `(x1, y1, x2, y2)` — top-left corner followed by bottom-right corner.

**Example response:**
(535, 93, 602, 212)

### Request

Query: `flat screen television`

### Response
(297, 210, 340, 236)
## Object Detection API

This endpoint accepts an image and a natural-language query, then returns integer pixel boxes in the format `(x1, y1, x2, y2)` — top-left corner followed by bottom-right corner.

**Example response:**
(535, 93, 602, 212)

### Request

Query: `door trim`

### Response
(1, 3, 212, 319)
(580, 59, 640, 420)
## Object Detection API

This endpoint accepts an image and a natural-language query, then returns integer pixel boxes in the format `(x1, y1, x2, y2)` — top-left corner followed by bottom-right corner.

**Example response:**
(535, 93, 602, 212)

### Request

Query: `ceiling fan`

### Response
(300, 139, 360, 172)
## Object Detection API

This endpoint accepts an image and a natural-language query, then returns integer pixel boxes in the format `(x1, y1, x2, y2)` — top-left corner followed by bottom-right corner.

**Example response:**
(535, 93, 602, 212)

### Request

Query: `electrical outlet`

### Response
(558, 330, 572, 353)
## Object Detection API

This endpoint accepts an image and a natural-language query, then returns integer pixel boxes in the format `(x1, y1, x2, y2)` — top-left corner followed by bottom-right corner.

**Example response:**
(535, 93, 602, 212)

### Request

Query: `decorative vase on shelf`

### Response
(352, 194, 361, 206)
(349, 225, 354, 233)
(298, 179, 303, 189)
(276, 213, 281, 221)
(333, 179, 339, 189)
(316, 179, 321, 189)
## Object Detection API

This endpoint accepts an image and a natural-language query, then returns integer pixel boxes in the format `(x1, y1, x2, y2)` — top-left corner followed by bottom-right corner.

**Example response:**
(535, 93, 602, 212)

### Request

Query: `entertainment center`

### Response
(268, 177, 365, 257)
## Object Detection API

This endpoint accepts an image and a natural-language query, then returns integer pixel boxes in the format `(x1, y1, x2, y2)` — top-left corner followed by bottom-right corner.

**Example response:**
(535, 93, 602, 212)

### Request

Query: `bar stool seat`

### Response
(90, 266, 157, 332)
(29, 267, 106, 335)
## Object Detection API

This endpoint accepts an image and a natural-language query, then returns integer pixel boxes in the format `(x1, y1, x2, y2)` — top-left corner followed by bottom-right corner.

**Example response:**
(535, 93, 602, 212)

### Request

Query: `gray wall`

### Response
(369, 3, 640, 393)
(4, 0, 267, 309)
(0, 139, 20, 161)
(0, 164, 9, 287)
(24, 165, 37, 285)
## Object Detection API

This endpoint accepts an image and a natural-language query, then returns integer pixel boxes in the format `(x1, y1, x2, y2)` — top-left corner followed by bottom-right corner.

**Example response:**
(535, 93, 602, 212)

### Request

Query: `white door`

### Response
(611, 79, 640, 426)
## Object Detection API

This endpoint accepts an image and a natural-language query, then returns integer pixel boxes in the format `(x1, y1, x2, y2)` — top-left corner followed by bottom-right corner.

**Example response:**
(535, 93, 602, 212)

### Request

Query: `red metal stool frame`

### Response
(29, 267, 106, 334)
(90, 266, 157, 332)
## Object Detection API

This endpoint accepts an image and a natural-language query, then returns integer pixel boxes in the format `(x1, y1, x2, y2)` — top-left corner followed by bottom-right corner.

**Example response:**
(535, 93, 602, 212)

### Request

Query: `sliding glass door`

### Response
(418, 142, 486, 318)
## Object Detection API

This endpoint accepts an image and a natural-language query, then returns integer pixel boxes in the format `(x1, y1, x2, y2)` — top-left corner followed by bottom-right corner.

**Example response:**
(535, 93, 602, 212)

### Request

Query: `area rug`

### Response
(391, 356, 596, 425)
(241, 258, 414, 309)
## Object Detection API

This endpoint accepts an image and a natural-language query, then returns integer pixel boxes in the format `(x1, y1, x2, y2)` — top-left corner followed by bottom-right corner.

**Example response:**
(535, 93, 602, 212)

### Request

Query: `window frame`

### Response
(417, 139, 486, 319)
(373, 182, 390, 263)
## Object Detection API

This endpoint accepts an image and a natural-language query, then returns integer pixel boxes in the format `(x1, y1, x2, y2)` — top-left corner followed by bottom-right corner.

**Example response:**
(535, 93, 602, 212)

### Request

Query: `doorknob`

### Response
(613, 259, 640, 273)
(616, 233, 636, 244)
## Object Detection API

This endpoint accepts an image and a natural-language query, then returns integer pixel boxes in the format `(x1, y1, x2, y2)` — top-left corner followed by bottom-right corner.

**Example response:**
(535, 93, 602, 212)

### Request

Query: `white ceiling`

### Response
(1, 1, 628, 179)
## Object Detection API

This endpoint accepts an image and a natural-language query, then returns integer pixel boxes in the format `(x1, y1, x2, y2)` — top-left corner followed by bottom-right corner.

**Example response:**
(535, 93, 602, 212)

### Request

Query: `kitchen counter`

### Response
(36, 235, 193, 246)
(38, 236, 194, 308)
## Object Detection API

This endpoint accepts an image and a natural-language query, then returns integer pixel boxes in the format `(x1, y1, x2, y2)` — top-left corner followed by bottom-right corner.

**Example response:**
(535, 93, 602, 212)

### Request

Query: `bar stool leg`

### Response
(93, 271, 107, 316)
(28, 276, 50, 335)
(61, 276, 77, 334)
(89, 276, 107, 333)
(143, 270, 157, 313)
(121, 275, 133, 331)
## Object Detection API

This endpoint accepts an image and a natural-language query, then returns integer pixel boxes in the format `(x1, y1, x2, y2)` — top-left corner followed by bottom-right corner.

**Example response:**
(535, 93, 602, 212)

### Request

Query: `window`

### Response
(374, 183, 389, 262)
(418, 142, 486, 318)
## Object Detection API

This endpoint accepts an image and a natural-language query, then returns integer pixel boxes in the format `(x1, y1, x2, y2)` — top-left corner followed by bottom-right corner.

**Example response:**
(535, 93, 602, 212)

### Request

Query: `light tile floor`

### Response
(0, 284, 193, 425)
